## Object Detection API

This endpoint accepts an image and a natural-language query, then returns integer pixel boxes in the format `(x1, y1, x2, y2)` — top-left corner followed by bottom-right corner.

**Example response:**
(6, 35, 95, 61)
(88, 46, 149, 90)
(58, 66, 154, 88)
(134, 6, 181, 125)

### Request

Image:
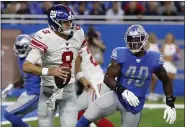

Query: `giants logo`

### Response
(50, 10, 57, 19)
(68, 11, 74, 19)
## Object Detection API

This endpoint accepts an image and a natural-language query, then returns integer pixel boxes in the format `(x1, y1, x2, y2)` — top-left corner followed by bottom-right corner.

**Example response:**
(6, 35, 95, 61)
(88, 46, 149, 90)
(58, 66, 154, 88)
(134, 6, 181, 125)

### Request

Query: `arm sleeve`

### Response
(79, 39, 88, 53)
(26, 48, 42, 64)
(77, 27, 88, 52)
(30, 32, 48, 54)
(158, 54, 164, 67)
(111, 48, 121, 63)
(154, 53, 164, 71)
(78, 39, 88, 55)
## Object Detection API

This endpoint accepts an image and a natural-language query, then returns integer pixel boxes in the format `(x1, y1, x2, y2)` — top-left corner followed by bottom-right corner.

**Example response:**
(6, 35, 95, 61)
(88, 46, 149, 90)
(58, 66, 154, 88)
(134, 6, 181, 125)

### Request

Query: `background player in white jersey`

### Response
(23, 4, 91, 127)
(2, 34, 41, 127)
(147, 33, 161, 101)
(75, 46, 114, 127)
(161, 33, 181, 102)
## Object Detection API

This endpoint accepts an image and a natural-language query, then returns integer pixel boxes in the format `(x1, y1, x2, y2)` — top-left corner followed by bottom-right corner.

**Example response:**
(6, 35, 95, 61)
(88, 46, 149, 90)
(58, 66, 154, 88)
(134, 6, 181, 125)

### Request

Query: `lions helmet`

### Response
(47, 4, 75, 35)
(124, 24, 149, 54)
(13, 34, 31, 58)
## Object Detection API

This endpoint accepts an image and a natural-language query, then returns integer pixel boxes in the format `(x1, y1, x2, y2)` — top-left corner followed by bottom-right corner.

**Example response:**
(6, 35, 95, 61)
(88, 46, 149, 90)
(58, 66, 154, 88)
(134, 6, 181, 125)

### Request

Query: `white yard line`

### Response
(144, 104, 184, 109)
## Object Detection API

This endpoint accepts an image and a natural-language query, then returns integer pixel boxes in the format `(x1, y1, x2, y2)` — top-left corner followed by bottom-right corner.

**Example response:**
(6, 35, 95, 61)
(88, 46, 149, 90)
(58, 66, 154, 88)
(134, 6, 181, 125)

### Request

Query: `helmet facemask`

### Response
(13, 34, 31, 58)
(14, 44, 31, 58)
(124, 25, 149, 54)
(125, 34, 148, 54)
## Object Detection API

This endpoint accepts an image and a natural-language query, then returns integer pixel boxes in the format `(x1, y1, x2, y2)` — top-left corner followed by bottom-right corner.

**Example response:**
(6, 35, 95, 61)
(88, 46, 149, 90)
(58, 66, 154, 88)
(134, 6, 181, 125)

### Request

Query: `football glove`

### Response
(1, 84, 14, 99)
(122, 89, 140, 107)
(163, 96, 176, 124)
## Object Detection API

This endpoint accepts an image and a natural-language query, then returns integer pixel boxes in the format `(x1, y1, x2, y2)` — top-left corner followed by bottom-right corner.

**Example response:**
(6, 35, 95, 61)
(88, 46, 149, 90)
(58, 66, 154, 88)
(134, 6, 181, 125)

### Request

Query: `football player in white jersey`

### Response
(23, 4, 91, 127)
(75, 46, 114, 127)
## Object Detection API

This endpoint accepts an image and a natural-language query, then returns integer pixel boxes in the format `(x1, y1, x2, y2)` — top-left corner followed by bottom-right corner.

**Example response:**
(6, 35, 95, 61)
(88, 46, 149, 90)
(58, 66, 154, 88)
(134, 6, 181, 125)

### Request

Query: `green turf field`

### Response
(2, 96, 184, 127)
(2, 108, 184, 127)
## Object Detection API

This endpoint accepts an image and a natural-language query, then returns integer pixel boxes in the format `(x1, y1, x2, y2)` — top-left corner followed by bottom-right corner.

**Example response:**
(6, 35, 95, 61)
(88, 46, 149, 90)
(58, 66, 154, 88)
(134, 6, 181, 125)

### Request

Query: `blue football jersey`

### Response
(17, 57, 41, 95)
(111, 47, 164, 114)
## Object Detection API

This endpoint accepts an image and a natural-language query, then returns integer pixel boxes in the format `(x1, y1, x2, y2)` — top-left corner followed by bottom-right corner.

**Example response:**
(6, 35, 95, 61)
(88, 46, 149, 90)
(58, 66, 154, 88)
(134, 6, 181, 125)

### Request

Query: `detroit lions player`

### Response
(1, 34, 41, 127)
(76, 25, 176, 127)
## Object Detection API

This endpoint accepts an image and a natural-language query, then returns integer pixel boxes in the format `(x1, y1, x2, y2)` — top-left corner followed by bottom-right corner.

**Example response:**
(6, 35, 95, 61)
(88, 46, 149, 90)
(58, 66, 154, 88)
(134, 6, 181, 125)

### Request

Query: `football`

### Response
(54, 63, 71, 89)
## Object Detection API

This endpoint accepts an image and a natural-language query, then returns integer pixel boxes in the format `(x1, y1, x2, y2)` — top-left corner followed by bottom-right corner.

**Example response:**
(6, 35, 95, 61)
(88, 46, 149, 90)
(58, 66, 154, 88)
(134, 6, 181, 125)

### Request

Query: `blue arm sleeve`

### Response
(111, 47, 122, 63)
(155, 53, 164, 71)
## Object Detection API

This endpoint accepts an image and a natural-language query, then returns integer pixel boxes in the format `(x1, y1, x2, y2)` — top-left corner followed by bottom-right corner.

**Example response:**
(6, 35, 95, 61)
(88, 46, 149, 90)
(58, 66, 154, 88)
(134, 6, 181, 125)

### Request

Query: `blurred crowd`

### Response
(1, 1, 184, 16)
(85, 25, 181, 67)
(147, 32, 182, 102)
(86, 25, 106, 65)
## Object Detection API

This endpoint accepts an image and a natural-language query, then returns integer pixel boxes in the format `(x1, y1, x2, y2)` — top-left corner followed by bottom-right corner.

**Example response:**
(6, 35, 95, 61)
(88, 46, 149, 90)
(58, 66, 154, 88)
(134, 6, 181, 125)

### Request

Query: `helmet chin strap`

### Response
(128, 42, 146, 54)
(19, 54, 27, 58)
(130, 49, 140, 54)
(58, 28, 74, 35)
(57, 22, 75, 35)
(63, 29, 73, 35)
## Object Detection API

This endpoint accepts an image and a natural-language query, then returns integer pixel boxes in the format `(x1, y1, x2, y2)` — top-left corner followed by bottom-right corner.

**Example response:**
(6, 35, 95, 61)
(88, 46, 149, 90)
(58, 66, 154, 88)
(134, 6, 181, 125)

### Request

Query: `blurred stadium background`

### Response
(1, 1, 184, 127)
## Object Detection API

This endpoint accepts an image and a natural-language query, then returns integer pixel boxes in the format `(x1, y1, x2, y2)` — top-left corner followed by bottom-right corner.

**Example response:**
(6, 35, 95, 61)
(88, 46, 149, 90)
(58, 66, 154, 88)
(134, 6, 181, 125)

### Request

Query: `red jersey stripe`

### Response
(31, 39, 47, 53)
(30, 43, 44, 53)
(80, 39, 87, 49)
(33, 38, 48, 49)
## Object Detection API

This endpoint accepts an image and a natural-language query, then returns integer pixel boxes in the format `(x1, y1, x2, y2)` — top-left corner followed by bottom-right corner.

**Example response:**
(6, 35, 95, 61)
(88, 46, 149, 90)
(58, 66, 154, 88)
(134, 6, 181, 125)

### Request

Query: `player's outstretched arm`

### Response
(75, 55, 95, 91)
(154, 66, 176, 124)
(1, 76, 24, 99)
(154, 66, 174, 100)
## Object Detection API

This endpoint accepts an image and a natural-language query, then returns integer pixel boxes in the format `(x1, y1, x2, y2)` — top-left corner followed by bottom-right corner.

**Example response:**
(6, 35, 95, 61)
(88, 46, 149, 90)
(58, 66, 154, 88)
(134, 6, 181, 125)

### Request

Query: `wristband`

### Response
(42, 68, 49, 76)
(76, 72, 84, 80)
(115, 83, 126, 94)
(166, 96, 176, 108)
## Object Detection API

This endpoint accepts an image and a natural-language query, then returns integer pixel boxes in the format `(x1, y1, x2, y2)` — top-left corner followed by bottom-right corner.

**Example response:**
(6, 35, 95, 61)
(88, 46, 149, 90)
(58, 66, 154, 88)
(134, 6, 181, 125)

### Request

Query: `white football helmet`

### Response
(13, 34, 31, 58)
(124, 24, 149, 54)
